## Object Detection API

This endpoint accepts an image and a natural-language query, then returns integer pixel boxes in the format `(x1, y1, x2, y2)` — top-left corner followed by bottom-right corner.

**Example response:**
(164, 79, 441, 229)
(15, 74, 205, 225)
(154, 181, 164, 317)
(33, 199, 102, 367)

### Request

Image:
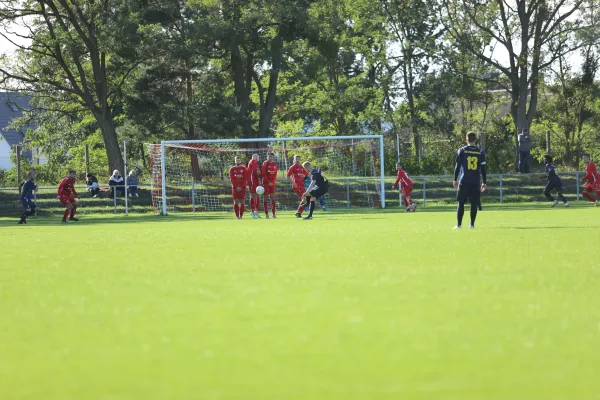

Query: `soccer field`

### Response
(1, 206, 600, 399)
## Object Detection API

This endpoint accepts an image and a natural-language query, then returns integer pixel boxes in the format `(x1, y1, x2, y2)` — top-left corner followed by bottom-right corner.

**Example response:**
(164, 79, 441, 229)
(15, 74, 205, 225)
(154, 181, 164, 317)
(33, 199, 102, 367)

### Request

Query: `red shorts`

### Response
(59, 194, 76, 206)
(249, 182, 259, 194)
(401, 185, 413, 197)
(292, 184, 305, 199)
(232, 186, 246, 200)
(584, 183, 600, 192)
(263, 182, 276, 195)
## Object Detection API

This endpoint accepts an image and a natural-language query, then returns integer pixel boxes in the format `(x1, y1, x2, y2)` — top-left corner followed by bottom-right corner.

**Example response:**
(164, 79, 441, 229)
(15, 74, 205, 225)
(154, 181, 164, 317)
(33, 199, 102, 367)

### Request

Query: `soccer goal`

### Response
(147, 135, 386, 215)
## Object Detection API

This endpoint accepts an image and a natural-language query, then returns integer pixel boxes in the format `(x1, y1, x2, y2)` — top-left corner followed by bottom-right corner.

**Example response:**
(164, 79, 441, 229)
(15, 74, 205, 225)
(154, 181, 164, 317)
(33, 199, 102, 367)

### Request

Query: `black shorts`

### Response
(21, 199, 36, 210)
(309, 182, 328, 198)
(456, 183, 480, 204)
(544, 181, 563, 193)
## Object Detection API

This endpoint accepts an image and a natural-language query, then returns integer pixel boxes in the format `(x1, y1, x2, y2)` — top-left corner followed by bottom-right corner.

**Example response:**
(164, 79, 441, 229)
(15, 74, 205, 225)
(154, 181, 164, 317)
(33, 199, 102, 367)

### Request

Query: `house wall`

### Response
(0, 138, 13, 169)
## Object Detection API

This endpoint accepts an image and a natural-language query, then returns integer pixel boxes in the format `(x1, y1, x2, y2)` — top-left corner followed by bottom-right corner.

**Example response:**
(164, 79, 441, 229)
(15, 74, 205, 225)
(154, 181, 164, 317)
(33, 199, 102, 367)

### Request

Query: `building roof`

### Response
(0, 92, 33, 158)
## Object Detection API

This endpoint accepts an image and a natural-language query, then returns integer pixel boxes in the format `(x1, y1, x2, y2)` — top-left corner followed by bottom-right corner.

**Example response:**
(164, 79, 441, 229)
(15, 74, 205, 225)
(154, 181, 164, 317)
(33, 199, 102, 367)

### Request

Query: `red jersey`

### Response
(393, 169, 412, 189)
(287, 163, 308, 184)
(261, 160, 278, 183)
(229, 165, 249, 187)
(247, 159, 261, 184)
(57, 176, 78, 197)
(582, 161, 599, 184)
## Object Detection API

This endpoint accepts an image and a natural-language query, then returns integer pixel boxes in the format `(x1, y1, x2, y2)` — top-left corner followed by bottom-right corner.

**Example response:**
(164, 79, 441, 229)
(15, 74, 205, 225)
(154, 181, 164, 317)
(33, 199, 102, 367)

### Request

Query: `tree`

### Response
(0, 0, 148, 173)
(534, 50, 600, 166)
(441, 0, 595, 169)
(383, 0, 444, 158)
(125, 0, 242, 140)
(274, 0, 388, 137)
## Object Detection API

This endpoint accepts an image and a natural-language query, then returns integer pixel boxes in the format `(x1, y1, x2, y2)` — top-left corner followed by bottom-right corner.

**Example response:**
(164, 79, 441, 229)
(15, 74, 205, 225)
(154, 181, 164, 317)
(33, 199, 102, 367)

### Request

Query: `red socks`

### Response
(70, 206, 76, 219)
(583, 192, 595, 202)
(62, 209, 69, 222)
(262, 199, 276, 215)
(234, 204, 246, 217)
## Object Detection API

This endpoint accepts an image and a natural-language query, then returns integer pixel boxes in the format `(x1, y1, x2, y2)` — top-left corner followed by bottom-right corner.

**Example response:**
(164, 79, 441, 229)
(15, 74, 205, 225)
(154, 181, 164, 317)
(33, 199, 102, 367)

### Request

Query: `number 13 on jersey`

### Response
(467, 156, 478, 170)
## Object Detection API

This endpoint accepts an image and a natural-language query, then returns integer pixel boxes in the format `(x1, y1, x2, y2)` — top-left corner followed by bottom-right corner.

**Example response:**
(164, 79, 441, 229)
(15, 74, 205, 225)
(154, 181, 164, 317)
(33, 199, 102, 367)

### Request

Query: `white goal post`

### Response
(148, 135, 386, 215)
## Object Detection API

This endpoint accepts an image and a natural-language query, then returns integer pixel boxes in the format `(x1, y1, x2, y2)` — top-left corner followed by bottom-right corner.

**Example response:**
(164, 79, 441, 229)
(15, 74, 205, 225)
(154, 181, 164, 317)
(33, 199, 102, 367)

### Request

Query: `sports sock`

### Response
(264, 200, 269, 215)
(559, 193, 568, 204)
(407, 198, 413, 206)
(583, 192, 595, 202)
(70, 206, 76, 219)
(271, 200, 276, 215)
(240, 204, 245, 217)
(234, 204, 240, 217)
(544, 192, 555, 201)
(308, 201, 316, 217)
(470, 202, 478, 226)
(298, 196, 310, 213)
(457, 202, 465, 226)
(62, 209, 69, 222)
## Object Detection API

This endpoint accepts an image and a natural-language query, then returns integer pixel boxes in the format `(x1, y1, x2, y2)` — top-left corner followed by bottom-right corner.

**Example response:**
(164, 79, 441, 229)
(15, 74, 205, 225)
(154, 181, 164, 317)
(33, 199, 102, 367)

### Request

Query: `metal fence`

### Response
(395, 172, 583, 206)
(0, 172, 587, 215)
(0, 184, 153, 215)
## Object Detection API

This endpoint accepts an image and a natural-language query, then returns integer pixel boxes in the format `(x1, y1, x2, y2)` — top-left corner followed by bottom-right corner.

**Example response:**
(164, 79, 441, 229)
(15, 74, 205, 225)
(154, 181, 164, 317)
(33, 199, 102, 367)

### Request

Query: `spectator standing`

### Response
(518, 128, 531, 173)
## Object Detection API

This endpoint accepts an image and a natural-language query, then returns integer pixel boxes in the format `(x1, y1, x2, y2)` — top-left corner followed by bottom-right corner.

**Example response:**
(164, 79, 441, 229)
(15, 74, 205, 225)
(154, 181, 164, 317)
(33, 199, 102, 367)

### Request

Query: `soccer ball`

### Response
(256, 186, 265, 195)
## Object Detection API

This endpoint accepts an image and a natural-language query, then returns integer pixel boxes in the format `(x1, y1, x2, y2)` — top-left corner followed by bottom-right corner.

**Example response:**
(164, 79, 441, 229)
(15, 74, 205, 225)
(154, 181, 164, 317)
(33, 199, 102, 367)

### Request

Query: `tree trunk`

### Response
(510, 89, 520, 171)
(184, 58, 195, 139)
(258, 33, 283, 138)
(231, 42, 253, 137)
(402, 47, 419, 158)
(98, 115, 124, 174)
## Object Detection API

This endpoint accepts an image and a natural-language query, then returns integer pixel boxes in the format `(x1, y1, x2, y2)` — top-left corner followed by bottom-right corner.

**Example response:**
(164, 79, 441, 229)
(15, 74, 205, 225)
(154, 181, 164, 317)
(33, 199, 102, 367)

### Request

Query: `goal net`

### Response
(147, 136, 385, 215)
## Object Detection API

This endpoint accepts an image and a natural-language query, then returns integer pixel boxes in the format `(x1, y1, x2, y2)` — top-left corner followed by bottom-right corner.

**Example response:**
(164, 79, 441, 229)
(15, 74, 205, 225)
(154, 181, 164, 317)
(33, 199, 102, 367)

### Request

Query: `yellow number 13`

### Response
(467, 156, 478, 170)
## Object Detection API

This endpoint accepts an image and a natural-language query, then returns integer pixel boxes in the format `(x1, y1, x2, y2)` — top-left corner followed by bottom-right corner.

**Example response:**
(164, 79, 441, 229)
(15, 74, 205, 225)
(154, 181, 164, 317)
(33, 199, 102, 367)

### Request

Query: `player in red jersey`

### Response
(57, 169, 80, 223)
(247, 154, 262, 218)
(392, 162, 417, 212)
(581, 154, 600, 206)
(229, 156, 249, 219)
(287, 154, 309, 217)
(261, 152, 279, 218)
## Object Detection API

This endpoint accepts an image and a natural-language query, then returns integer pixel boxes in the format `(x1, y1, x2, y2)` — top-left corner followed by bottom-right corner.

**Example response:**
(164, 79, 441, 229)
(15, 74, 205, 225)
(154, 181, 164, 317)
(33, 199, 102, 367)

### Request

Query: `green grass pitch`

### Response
(1, 205, 600, 399)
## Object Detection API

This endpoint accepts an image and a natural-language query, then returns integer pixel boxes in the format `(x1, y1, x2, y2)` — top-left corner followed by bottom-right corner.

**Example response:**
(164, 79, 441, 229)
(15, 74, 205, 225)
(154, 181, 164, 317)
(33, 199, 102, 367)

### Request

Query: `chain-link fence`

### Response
(384, 172, 583, 206)
(0, 172, 587, 216)
(0, 184, 153, 216)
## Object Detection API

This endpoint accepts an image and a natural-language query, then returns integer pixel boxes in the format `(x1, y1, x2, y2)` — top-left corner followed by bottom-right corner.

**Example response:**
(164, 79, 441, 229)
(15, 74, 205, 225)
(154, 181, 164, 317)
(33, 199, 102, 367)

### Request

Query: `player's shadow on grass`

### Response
(0, 213, 236, 227)
(490, 225, 600, 230)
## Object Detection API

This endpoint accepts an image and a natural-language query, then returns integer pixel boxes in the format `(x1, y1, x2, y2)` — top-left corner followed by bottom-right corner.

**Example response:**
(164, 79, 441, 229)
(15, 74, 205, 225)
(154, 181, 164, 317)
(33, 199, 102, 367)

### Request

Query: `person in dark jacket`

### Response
(109, 169, 125, 197)
(518, 128, 531, 173)
(539, 155, 569, 208)
(86, 173, 100, 197)
(18, 171, 37, 224)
